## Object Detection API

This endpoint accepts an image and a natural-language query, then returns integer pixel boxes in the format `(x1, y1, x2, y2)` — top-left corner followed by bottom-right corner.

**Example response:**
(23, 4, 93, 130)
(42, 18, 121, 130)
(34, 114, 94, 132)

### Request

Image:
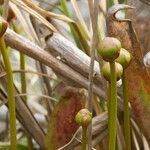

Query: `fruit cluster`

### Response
(98, 37, 132, 81)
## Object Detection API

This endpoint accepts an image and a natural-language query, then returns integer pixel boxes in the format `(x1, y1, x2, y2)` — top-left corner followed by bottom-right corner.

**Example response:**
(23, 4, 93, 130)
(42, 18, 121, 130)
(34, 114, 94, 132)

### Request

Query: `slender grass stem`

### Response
(20, 52, 26, 95)
(20, 50, 34, 150)
(59, 0, 90, 55)
(107, 82, 111, 121)
(82, 127, 87, 150)
(122, 70, 131, 150)
(59, 0, 82, 49)
(108, 61, 117, 150)
(12, 22, 34, 150)
(11, 24, 26, 97)
(12, 23, 27, 98)
(0, 37, 17, 150)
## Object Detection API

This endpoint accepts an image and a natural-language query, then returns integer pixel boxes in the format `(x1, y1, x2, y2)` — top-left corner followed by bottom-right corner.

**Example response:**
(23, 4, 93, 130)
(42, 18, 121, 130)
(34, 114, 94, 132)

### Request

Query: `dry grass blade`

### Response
(0, 69, 58, 81)
(21, 0, 74, 23)
(10, 3, 39, 42)
(2, 0, 10, 19)
(87, 0, 99, 149)
(71, 0, 90, 39)
(11, 0, 57, 32)
(37, 0, 59, 10)
(99, 0, 106, 38)
(15, 93, 58, 102)
(5, 29, 106, 99)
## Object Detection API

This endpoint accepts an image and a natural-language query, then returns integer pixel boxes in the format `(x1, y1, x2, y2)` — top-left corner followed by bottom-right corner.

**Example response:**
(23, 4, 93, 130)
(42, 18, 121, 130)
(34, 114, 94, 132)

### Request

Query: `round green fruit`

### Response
(115, 48, 132, 69)
(102, 62, 123, 81)
(98, 37, 121, 62)
(75, 109, 92, 127)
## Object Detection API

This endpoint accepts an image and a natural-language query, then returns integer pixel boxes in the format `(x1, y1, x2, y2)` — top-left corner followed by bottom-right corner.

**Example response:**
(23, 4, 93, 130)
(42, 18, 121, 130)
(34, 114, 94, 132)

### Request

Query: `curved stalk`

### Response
(122, 70, 131, 150)
(82, 127, 87, 150)
(0, 37, 17, 149)
(108, 61, 117, 150)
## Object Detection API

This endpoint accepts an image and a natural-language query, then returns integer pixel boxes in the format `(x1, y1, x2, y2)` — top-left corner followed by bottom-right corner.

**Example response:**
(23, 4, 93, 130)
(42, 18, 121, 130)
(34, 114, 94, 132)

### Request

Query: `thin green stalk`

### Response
(82, 127, 87, 150)
(59, 0, 81, 48)
(11, 23, 27, 96)
(20, 52, 26, 95)
(107, 82, 111, 118)
(122, 70, 131, 150)
(107, 82, 111, 143)
(20, 51, 34, 150)
(0, 37, 17, 150)
(108, 61, 117, 150)
(12, 22, 33, 150)
(59, 0, 90, 55)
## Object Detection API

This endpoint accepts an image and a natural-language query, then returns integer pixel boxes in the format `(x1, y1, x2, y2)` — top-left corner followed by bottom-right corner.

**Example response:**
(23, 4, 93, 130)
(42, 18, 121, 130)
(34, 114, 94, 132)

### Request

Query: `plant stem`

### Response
(20, 52, 26, 95)
(59, 0, 90, 55)
(11, 22, 27, 98)
(107, 82, 111, 119)
(59, 0, 82, 49)
(13, 22, 34, 150)
(108, 61, 117, 150)
(20, 51, 34, 150)
(82, 127, 87, 150)
(122, 70, 131, 150)
(0, 37, 17, 150)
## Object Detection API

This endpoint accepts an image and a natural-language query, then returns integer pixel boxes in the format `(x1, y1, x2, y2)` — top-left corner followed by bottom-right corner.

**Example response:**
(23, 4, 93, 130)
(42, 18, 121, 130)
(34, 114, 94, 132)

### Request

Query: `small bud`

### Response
(102, 62, 123, 81)
(75, 109, 92, 127)
(98, 37, 121, 62)
(0, 16, 8, 37)
(115, 48, 132, 69)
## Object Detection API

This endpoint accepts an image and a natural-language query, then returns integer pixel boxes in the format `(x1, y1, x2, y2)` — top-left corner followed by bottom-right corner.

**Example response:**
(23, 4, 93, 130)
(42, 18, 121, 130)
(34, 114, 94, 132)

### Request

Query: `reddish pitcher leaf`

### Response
(45, 84, 86, 149)
(107, 4, 150, 144)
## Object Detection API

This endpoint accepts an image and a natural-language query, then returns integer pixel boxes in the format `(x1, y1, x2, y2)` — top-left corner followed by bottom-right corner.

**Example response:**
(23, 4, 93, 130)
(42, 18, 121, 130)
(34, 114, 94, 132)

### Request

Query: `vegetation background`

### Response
(0, 0, 150, 149)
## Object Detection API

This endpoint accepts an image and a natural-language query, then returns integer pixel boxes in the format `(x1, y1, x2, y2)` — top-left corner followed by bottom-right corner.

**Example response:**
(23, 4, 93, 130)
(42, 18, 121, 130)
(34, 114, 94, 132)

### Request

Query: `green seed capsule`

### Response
(115, 48, 132, 69)
(102, 62, 123, 81)
(98, 37, 121, 62)
(75, 109, 92, 127)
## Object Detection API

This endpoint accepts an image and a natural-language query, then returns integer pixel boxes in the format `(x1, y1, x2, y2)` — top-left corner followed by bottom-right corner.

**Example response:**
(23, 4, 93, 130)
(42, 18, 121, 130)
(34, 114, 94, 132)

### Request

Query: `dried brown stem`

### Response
(2, 0, 10, 19)
(87, 0, 99, 149)
(5, 29, 106, 99)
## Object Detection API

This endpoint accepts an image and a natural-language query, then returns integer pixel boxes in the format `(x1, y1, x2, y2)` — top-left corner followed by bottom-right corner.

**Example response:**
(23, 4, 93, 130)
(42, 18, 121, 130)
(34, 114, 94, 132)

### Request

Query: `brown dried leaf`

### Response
(11, 0, 57, 32)
(107, 4, 150, 145)
(45, 84, 86, 149)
